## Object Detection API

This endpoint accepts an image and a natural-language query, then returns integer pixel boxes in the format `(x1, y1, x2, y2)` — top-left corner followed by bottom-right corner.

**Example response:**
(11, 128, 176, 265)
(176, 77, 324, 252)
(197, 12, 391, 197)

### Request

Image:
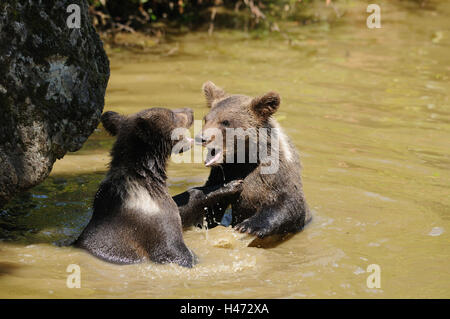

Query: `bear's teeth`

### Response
(205, 150, 222, 166)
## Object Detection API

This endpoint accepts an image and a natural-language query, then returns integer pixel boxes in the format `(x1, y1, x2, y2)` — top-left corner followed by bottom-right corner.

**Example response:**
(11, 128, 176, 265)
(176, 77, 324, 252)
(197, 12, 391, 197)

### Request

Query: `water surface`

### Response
(1, 0, 449, 298)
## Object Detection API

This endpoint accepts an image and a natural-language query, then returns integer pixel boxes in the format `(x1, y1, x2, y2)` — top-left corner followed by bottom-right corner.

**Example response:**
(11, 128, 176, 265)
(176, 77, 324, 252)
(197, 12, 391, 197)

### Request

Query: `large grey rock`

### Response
(0, 0, 110, 207)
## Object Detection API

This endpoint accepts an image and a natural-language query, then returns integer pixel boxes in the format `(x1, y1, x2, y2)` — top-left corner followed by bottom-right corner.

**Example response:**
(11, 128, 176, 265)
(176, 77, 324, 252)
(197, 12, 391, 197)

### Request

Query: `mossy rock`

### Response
(0, 0, 110, 207)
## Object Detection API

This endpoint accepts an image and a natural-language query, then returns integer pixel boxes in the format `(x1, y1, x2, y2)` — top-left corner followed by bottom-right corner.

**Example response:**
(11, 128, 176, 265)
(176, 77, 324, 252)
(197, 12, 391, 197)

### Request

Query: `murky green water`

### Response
(1, 0, 449, 298)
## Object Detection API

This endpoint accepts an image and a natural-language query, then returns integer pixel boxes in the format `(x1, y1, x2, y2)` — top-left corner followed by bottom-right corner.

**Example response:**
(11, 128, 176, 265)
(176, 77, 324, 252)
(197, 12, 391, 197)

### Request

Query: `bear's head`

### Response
(101, 107, 194, 163)
(196, 81, 280, 167)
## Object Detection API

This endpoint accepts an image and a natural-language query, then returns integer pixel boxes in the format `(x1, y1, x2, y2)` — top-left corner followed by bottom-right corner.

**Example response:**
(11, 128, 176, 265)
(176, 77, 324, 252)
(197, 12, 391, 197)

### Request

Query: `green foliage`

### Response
(87, 0, 322, 33)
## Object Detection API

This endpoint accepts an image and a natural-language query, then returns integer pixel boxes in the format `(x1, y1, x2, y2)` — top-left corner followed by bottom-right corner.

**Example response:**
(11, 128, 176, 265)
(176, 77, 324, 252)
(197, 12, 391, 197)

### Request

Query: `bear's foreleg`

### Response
(174, 180, 243, 228)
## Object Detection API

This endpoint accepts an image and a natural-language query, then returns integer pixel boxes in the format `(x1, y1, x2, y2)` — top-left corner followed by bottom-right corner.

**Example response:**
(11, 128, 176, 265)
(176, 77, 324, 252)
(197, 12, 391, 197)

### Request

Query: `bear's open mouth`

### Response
(205, 148, 223, 167)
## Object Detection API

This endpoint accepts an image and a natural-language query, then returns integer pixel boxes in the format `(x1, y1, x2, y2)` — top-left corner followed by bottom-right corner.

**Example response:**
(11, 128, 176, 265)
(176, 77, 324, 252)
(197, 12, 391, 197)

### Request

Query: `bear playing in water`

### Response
(76, 107, 242, 267)
(179, 82, 311, 239)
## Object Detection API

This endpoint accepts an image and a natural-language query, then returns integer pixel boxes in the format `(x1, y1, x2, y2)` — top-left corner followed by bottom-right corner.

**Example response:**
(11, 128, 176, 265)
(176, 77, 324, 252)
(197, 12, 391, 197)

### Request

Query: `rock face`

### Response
(0, 0, 110, 207)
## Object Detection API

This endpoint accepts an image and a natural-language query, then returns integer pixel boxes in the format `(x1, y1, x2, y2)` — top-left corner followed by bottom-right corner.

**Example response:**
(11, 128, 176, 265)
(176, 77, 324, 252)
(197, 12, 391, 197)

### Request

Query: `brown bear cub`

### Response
(76, 108, 242, 267)
(180, 82, 311, 239)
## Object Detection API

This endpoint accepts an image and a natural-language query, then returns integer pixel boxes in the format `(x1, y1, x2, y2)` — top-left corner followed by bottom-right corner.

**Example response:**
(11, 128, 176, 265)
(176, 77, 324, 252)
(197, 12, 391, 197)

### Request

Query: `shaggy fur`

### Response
(76, 108, 197, 267)
(180, 82, 311, 238)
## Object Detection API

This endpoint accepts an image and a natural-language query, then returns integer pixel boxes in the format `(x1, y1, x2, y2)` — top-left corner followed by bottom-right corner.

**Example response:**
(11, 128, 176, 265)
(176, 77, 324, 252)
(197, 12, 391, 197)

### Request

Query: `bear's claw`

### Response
(235, 218, 272, 238)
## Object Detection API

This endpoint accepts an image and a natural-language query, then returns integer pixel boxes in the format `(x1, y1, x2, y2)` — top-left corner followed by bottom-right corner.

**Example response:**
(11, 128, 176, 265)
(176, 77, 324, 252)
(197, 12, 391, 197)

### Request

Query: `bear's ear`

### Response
(202, 81, 226, 108)
(101, 111, 124, 136)
(249, 91, 281, 118)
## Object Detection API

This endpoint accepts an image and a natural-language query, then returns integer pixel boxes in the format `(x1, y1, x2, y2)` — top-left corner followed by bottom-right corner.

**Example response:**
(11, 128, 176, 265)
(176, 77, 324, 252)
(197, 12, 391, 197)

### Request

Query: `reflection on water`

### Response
(1, 0, 449, 298)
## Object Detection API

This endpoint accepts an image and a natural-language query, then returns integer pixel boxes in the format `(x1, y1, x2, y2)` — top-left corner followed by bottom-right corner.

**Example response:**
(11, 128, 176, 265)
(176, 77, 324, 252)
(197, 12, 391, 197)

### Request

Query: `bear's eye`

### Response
(221, 120, 230, 127)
